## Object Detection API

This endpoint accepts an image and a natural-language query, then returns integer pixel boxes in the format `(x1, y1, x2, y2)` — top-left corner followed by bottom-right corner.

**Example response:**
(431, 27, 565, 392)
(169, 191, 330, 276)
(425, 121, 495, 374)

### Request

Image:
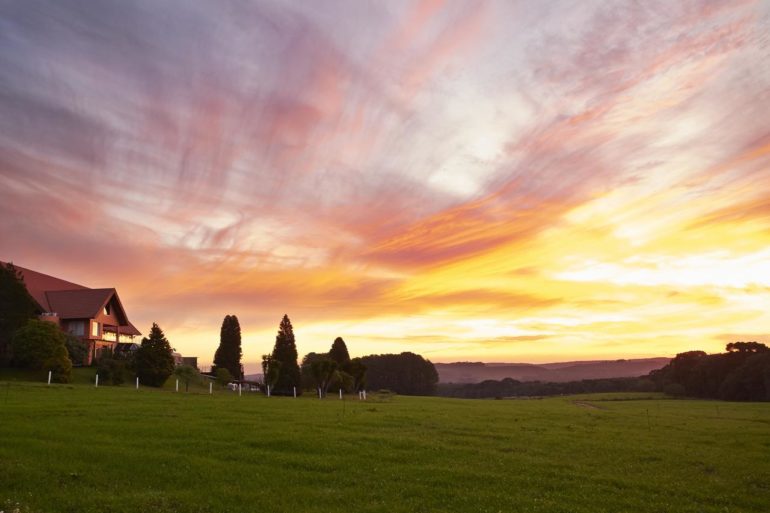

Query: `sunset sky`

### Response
(2, 0, 770, 373)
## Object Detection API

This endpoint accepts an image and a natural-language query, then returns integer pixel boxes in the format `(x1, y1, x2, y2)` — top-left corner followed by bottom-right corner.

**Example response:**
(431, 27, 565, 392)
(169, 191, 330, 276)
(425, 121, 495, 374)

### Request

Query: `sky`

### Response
(2, 0, 770, 373)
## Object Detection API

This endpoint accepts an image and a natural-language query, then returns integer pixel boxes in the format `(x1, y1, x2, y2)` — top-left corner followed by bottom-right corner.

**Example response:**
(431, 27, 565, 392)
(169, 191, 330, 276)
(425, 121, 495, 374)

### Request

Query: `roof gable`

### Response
(46, 288, 116, 320)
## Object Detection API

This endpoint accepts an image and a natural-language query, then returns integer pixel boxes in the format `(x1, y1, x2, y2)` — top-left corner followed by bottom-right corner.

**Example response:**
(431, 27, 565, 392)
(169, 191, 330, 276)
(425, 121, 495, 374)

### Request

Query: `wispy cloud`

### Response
(1, 0, 769, 371)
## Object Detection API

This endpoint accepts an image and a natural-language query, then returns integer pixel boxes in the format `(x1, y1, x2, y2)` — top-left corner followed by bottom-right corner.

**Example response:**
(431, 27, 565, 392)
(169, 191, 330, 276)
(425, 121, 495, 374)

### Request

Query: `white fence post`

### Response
(95, 374, 99, 387)
(209, 382, 213, 395)
(175, 379, 179, 392)
(238, 383, 242, 396)
(318, 387, 321, 399)
(136, 377, 139, 390)
(339, 388, 342, 399)
(363, 390, 366, 400)
(47, 370, 52, 385)
(293, 386, 297, 398)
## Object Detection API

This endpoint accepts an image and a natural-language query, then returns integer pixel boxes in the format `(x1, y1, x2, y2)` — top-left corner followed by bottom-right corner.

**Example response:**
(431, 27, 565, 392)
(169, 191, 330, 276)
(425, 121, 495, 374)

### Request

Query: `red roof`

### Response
(9, 263, 87, 311)
(3, 262, 142, 337)
(46, 288, 115, 319)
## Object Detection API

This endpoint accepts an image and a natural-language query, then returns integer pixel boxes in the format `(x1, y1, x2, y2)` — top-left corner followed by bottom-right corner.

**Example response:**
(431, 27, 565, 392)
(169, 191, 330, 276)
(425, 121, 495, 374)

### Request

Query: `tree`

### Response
(0, 262, 39, 365)
(134, 323, 175, 387)
(212, 315, 242, 380)
(726, 341, 769, 354)
(261, 354, 281, 395)
(329, 337, 350, 366)
(348, 357, 367, 392)
(270, 315, 300, 395)
(174, 364, 200, 392)
(97, 348, 127, 386)
(64, 334, 89, 366)
(215, 367, 233, 387)
(309, 357, 337, 397)
(11, 319, 72, 382)
(360, 352, 438, 396)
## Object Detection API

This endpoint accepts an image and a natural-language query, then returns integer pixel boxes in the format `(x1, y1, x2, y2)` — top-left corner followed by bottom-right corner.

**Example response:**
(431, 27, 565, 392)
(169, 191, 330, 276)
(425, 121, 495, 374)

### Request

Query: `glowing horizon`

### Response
(2, 1, 770, 373)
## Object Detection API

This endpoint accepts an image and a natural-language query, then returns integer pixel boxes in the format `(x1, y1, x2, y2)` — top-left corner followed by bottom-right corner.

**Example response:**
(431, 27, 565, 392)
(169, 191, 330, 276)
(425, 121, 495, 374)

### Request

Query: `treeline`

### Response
(211, 313, 439, 397)
(437, 376, 654, 399)
(649, 342, 770, 401)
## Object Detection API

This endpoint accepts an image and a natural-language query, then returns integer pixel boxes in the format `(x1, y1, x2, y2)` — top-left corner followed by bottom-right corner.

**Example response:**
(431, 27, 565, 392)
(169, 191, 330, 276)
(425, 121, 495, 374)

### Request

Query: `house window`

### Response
(104, 304, 110, 315)
(91, 321, 99, 337)
(68, 321, 85, 336)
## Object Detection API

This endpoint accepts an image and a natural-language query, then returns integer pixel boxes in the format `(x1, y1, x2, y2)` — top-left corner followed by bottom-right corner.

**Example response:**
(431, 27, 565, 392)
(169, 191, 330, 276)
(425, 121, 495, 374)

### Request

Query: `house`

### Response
(7, 263, 141, 365)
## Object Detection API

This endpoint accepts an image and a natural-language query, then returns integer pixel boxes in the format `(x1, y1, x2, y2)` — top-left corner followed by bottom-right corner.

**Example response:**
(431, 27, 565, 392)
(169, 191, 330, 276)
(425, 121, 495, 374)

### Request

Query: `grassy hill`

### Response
(0, 380, 768, 512)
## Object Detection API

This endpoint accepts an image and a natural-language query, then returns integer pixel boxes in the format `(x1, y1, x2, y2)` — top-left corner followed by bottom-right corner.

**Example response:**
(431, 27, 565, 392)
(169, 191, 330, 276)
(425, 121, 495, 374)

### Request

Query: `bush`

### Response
(43, 344, 73, 383)
(97, 355, 127, 386)
(11, 320, 72, 382)
(64, 334, 89, 366)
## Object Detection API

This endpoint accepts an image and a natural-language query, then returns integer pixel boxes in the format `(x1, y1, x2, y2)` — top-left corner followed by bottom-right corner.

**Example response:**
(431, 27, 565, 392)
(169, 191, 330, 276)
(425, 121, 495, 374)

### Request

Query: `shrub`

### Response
(11, 320, 72, 382)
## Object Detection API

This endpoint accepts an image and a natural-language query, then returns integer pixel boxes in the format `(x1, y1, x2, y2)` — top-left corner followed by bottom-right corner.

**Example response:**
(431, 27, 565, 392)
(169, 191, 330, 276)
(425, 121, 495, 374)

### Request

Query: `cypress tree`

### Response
(329, 337, 350, 366)
(213, 314, 242, 379)
(270, 314, 300, 394)
(135, 323, 175, 387)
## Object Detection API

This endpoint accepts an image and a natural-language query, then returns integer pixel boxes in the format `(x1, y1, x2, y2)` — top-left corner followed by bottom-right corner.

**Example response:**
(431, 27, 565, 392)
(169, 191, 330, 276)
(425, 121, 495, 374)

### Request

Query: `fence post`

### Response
(209, 382, 213, 395)
(47, 370, 52, 385)
(95, 374, 99, 387)
(339, 388, 342, 399)
(238, 383, 242, 396)
(136, 377, 139, 390)
(293, 386, 296, 398)
(176, 379, 179, 392)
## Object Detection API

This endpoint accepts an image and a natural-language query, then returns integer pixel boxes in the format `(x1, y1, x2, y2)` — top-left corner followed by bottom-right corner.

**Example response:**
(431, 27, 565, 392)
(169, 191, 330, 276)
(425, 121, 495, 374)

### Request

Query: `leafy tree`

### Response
(97, 348, 126, 386)
(134, 323, 175, 387)
(64, 334, 89, 366)
(0, 262, 39, 365)
(360, 352, 438, 396)
(348, 357, 367, 392)
(329, 337, 350, 366)
(261, 354, 281, 395)
(212, 315, 242, 380)
(300, 352, 326, 390)
(309, 357, 337, 397)
(11, 319, 72, 382)
(174, 364, 200, 392)
(270, 315, 300, 395)
(215, 367, 233, 387)
(726, 341, 769, 354)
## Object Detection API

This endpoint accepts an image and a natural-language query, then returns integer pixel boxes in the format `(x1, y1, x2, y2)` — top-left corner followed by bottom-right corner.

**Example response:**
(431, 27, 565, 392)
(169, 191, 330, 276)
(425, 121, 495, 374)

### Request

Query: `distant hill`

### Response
(434, 358, 670, 383)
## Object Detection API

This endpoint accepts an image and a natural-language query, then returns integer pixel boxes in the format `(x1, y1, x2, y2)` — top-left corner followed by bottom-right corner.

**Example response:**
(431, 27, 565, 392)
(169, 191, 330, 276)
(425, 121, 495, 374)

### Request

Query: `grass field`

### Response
(1, 379, 769, 513)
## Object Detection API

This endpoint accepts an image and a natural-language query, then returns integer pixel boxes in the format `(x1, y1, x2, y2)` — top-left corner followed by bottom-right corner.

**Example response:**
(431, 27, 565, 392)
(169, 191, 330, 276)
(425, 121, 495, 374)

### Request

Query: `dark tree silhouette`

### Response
(134, 323, 175, 387)
(310, 357, 338, 397)
(0, 262, 39, 365)
(329, 337, 350, 366)
(360, 352, 438, 396)
(261, 354, 281, 395)
(212, 315, 242, 380)
(270, 315, 300, 394)
(651, 343, 770, 401)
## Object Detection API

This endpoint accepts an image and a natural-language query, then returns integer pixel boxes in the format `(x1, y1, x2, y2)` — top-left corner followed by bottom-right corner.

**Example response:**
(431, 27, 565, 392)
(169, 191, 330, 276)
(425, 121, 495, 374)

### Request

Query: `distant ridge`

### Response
(435, 357, 670, 383)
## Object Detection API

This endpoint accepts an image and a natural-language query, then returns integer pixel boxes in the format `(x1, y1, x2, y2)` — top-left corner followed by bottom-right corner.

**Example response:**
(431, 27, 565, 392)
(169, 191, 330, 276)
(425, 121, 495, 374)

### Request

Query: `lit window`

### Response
(91, 321, 99, 337)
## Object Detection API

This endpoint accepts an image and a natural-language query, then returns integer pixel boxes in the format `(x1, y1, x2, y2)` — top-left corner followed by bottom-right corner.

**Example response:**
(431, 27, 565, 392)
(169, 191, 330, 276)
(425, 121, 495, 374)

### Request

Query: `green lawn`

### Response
(0, 380, 768, 513)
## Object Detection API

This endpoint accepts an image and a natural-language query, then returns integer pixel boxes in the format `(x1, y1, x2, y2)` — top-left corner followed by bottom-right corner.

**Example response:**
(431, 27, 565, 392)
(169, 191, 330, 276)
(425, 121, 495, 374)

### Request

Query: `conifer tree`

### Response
(329, 337, 351, 366)
(135, 323, 175, 387)
(213, 315, 242, 379)
(270, 314, 300, 394)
